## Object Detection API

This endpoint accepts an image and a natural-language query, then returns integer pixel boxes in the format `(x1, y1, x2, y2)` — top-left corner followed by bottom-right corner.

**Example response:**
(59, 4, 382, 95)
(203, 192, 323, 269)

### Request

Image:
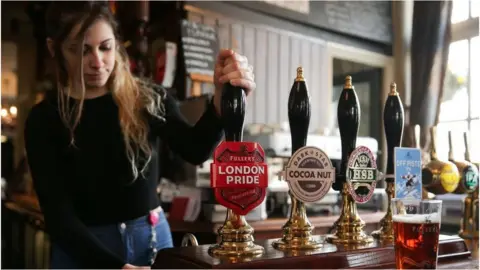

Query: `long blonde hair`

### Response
(46, 1, 165, 181)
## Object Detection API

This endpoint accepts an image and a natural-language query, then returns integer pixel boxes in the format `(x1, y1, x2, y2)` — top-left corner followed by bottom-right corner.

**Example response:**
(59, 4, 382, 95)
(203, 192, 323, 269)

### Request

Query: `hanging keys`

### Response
(148, 211, 159, 265)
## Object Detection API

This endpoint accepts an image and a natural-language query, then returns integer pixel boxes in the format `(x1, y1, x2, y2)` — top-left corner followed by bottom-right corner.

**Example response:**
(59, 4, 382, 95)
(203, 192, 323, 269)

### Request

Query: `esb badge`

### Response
(346, 146, 377, 203)
(210, 142, 268, 215)
(285, 146, 335, 203)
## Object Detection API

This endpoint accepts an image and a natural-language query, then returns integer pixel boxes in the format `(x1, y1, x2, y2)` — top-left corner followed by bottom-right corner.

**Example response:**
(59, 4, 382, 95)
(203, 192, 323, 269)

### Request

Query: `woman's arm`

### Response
(153, 92, 224, 165)
(24, 103, 126, 269)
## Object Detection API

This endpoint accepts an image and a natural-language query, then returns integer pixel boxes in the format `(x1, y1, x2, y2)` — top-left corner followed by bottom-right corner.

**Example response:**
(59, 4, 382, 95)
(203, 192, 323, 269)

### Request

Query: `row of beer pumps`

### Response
(423, 124, 479, 240)
(205, 66, 478, 257)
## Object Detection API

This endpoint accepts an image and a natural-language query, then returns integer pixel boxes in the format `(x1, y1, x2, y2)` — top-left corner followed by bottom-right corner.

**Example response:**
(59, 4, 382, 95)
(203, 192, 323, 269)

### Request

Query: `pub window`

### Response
(436, 0, 479, 161)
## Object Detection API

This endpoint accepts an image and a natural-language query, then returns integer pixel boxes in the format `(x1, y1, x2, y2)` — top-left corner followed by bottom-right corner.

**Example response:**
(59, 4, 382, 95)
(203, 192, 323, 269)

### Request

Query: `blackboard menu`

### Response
(180, 19, 218, 77)
(233, 1, 392, 45)
(319, 1, 392, 44)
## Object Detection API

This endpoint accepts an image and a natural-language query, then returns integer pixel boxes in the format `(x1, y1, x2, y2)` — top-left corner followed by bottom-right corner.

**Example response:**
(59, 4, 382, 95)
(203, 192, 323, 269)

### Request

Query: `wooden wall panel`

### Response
(278, 35, 291, 127)
(185, 8, 328, 131)
(243, 26, 256, 124)
(266, 32, 279, 124)
(254, 29, 267, 124)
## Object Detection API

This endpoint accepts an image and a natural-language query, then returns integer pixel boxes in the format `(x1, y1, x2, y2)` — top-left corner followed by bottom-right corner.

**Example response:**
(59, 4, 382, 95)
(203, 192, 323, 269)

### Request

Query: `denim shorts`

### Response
(50, 208, 173, 268)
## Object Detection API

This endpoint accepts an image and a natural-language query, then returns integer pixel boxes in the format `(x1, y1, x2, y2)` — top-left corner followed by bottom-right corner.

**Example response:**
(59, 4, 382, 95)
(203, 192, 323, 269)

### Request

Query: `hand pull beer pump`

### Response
(208, 56, 268, 257)
(422, 126, 460, 194)
(326, 76, 374, 244)
(272, 67, 323, 250)
(371, 82, 404, 241)
(448, 131, 479, 196)
(458, 132, 479, 241)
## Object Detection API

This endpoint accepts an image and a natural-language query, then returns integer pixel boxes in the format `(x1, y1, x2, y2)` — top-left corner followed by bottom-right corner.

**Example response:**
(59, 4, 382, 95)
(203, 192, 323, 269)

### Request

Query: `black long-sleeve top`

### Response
(24, 88, 224, 269)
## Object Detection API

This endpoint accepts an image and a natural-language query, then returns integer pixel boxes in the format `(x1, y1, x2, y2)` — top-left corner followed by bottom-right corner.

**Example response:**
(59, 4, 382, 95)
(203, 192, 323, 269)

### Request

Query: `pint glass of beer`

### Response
(392, 199, 442, 269)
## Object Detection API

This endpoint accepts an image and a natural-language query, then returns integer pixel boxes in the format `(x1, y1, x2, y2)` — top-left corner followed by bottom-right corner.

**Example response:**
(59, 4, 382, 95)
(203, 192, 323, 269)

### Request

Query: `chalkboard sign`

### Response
(180, 19, 218, 77)
(232, 1, 392, 44)
(318, 1, 391, 44)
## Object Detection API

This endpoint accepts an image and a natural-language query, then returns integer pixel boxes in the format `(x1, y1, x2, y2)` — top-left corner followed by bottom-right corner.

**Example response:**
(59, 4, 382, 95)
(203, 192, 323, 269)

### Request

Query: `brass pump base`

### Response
(208, 209, 264, 257)
(326, 183, 374, 245)
(371, 182, 394, 241)
(271, 236, 322, 250)
(459, 189, 479, 240)
(208, 242, 264, 257)
(272, 192, 322, 250)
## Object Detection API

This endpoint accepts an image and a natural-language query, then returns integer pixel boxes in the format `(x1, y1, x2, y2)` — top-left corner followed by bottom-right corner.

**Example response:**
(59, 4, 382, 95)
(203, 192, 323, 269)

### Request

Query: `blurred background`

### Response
(1, 1, 478, 268)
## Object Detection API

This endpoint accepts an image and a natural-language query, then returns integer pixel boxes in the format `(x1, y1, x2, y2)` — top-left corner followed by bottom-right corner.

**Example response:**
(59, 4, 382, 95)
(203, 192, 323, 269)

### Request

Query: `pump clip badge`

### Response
(210, 142, 268, 215)
(346, 146, 377, 203)
(285, 146, 335, 203)
(463, 165, 479, 193)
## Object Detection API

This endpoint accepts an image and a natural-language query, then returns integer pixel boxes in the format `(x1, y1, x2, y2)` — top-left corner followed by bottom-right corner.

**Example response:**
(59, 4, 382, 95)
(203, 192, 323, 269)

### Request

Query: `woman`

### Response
(24, 2, 256, 269)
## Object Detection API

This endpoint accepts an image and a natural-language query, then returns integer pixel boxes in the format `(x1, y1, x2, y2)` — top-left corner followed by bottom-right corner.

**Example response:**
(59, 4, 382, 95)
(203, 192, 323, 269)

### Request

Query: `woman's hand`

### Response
(213, 49, 256, 116)
(122, 263, 150, 269)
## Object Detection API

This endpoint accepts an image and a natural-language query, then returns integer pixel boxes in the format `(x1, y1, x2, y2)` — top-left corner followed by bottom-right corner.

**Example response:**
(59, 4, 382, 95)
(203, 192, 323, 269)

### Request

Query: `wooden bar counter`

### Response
(153, 235, 476, 269)
(4, 194, 479, 269)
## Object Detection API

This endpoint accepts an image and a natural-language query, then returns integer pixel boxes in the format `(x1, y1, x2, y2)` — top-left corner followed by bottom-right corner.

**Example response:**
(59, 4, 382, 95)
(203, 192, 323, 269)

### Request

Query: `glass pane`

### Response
(472, 37, 479, 117)
(472, 0, 479, 18)
(435, 121, 468, 161)
(440, 40, 469, 121)
(451, 0, 470, 23)
(471, 120, 480, 162)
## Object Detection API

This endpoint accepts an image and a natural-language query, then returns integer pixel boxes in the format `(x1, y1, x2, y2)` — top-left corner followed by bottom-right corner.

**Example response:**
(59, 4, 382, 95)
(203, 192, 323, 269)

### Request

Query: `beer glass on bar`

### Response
(392, 199, 443, 269)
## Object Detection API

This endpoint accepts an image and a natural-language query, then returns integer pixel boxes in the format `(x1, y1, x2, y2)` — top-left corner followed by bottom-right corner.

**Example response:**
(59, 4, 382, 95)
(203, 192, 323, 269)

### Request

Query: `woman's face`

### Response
(62, 19, 116, 90)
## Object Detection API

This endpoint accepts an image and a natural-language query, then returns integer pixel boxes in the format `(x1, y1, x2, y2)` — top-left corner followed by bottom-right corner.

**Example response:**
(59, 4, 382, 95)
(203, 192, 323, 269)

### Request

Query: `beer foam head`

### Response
(393, 213, 441, 224)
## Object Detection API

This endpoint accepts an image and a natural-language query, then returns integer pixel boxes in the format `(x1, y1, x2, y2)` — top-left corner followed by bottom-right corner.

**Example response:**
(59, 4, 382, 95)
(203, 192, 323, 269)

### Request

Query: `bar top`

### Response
(152, 235, 475, 269)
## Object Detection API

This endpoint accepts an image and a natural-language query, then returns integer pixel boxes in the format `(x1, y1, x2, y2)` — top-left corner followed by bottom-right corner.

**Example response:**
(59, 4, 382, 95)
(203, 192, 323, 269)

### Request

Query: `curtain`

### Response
(409, 0, 452, 149)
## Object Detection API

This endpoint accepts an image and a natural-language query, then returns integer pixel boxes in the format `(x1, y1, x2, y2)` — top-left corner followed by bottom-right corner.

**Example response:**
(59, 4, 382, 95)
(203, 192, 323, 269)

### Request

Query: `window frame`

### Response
(438, 0, 479, 160)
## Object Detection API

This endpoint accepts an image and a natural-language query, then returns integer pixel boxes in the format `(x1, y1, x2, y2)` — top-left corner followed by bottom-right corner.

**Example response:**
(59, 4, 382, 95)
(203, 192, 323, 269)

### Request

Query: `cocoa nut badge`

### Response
(346, 146, 378, 203)
(285, 146, 335, 203)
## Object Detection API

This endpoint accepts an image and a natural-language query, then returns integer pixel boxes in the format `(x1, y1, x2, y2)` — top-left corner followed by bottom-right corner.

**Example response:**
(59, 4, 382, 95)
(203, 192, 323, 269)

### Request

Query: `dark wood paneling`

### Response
(3, 201, 50, 269)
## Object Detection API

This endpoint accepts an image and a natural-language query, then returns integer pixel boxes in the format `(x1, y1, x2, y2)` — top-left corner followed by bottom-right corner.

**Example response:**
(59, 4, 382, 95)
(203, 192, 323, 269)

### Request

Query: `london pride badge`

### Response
(285, 146, 335, 203)
(210, 141, 269, 215)
(346, 146, 378, 203)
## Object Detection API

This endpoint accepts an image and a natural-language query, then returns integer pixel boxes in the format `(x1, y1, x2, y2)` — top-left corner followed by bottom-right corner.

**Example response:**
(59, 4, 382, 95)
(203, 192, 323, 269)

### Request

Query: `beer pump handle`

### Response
(288, 67, 311, 154)
(464, 132, 471, 162)
(383, 82, 404, 182)
(448, 131, 454, 161)
(429, 126, 438, 160)
(336, 76, 360, 190)
(414, 125, 421, 149)
(221, 83, 246, 142)
(221, 40, 246, 142)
